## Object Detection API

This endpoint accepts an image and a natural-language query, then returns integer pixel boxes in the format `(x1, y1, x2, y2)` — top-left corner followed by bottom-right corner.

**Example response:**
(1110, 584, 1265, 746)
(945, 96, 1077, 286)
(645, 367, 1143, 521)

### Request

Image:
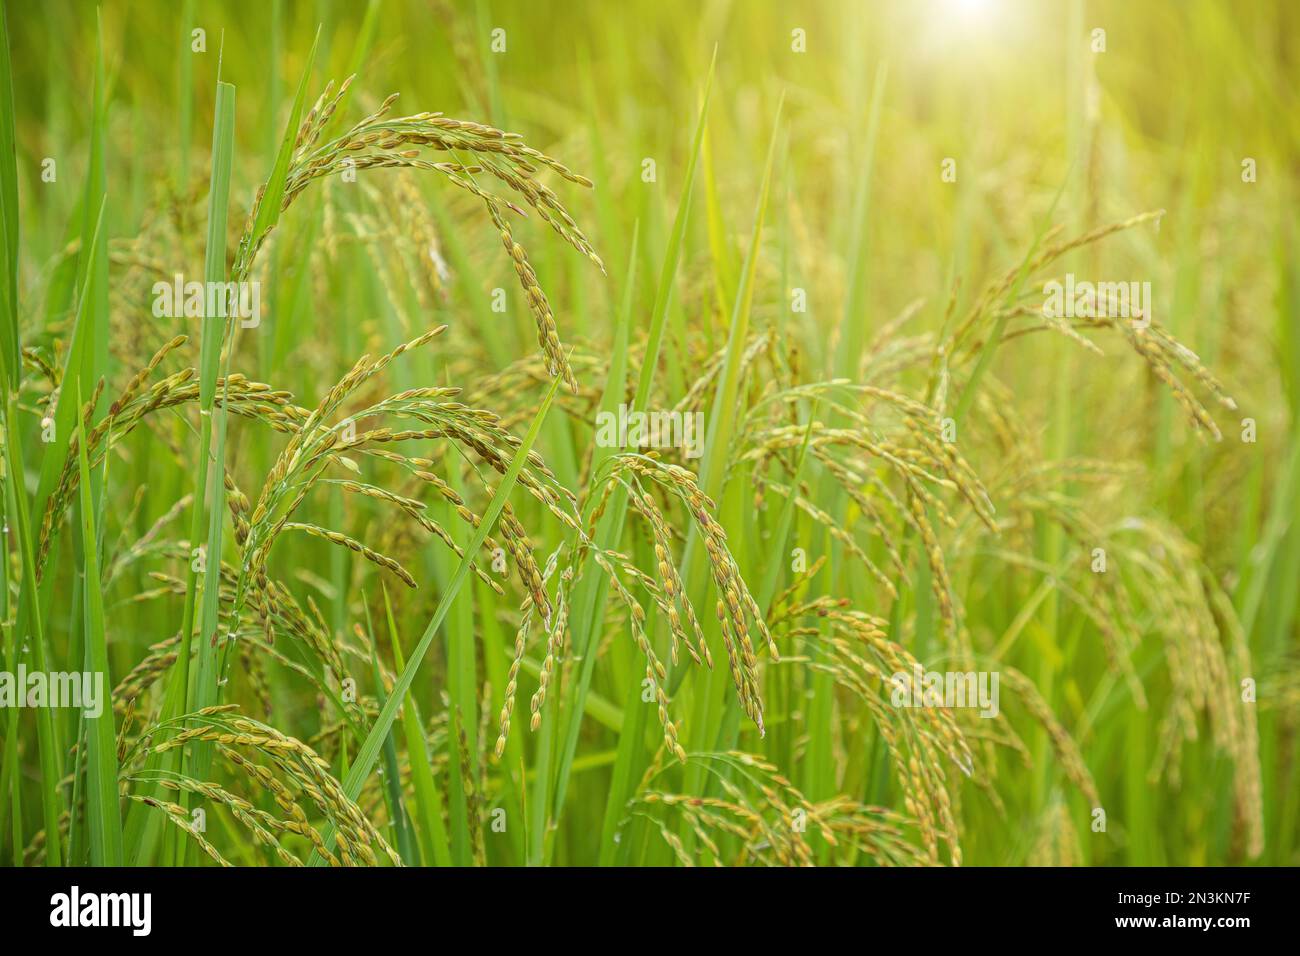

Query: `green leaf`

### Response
(0, 3, 19, 390)
(365, 598, 416, 864)
(386, 584, 452, 866)
(244, 27, 320, 270)
(74, 386, 122, 865)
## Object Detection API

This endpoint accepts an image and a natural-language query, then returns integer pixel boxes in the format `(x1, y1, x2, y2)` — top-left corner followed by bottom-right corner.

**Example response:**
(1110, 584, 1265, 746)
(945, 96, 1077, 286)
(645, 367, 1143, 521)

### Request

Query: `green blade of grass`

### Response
(28, 27, 110, 595)
(0, 2, 19, 385)
(74, 385, 122, 865)
(167, 71, 236, 866)
(3, 392, 59, 864)
(15, 194, 107, 865)
(244, 28, 320, 271)
(695, 95, 782, 504)
(318, 0, 379, 142)
(434, 457, 477, 866)
(385, 583, 452, 867)
(188, 77, 236, 714)
(365, 597, 416, 864)
(0, 3, 20, 859)
(78, 12, 110, 413)
(832, 63, 887, 381)
(178, 0, 195, 188)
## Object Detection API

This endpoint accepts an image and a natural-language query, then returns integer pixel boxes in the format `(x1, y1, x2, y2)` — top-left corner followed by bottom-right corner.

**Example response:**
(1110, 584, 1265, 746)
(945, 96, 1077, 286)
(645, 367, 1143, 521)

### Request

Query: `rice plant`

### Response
(0, 0, 1296, 869)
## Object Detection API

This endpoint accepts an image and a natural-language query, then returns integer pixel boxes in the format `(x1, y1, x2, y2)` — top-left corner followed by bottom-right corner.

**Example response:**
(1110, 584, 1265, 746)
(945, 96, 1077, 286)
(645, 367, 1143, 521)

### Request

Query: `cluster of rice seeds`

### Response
(813, 798, 935, 867)
(961, 381, 1037, 476)
(742, 411, 990, 650)
(20, 345, 59, 396)
(126, 794, 232, 866)
(1028, 800, 1082, 867)
(33, 382, 100, 574)
(258, 578, 348, 680)
(392, 174, 451, 305)
(488, 531, 564, 754)
(345, 210, 417, 337)
(135, 774, 303, 866)
(467, 349, 606, 425)
(653, 789, 806, 866)
(221, 747, 337, 864)
(989, 470, 1148, 702)
(20, 807, 78, 866)
(111, 634, 181, 714)
(767, 600, 973, 864)
(624, 480, 711, 669)
(1258, 659, 1300, 716)
(998, 667, 1100, 809)
(1207, 584, 1265, 858)
(672, 330, 774, 418)
(38, 357, 163, 537)
(894, 419, 995, 529)
(353, 419, 581, 582)
(997, 302, 1107, 356)
(996, 301, 1239, 441)
(339, 476, 507, 598)
(944, 210, 1236, 439)
(808, 454, 909, 580)
(836, 616, 970, 864)
(762, 475, 898, 599)
(494, 610, 534, 759)
(365, 393, 581, 527)
(240, 639, 275, 719)
(146, 710, 401, 866)
(527, 559, 571, 733)
(281, 521, 417, 588)
(235, 77, 600, 387)
(877, 294, 933, 350)
(453, 712, 487, 867)
(38, 361, 305, 579)
(945, 223, 1068, 355)
(235, 330, 452, 614)
(608, 456, 775, 734)
(488, 204, 578, 391)
(361, 462, 507, 595)
(498, 503, 552, 624)
(764, 555, 846, 629)
(140, 530, 352, 692)
(103, 223, 189, 369)
(576, 540, 685, 761)
(636, 751, 835, 866)
(1113, 525, 1263, 855)
(1114, 320, 1237, 440)
(337, 178, 449, 335)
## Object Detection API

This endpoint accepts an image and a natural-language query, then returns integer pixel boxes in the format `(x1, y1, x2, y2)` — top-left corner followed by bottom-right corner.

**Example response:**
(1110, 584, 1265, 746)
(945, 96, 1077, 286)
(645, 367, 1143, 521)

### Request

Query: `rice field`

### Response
(0, 0, 1296, 868)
